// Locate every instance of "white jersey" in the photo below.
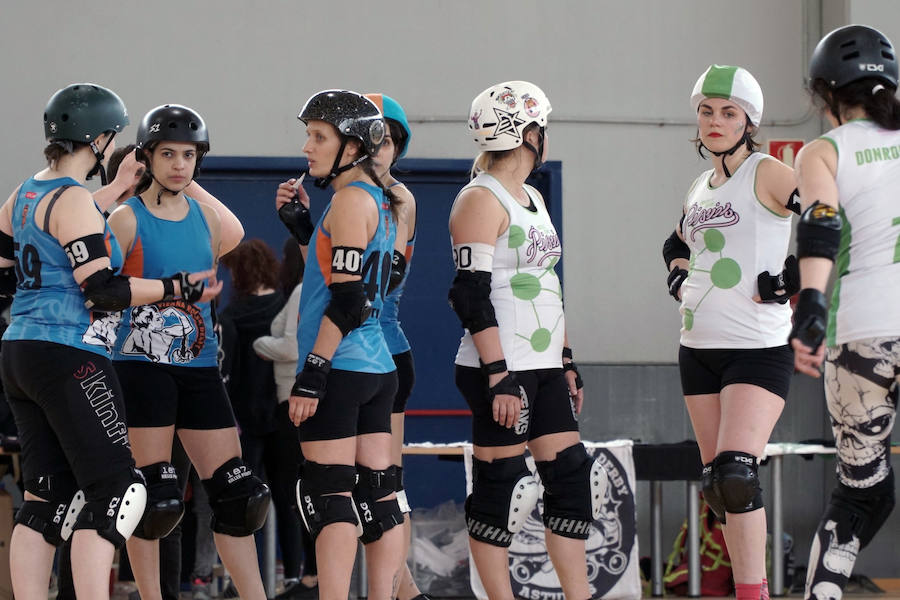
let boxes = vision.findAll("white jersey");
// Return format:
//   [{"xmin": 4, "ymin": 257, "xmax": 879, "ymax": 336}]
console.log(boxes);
[
  {"xmin": 679, "ymin": 153, "xmax": 793, "ymax": 349},
  {"xmin": 821, "ymin": 120, "xmax": 900, "ymax": 346},
  {"xmin": 453, "ymin": 173, "xmax": 565, "ymax": 370}
]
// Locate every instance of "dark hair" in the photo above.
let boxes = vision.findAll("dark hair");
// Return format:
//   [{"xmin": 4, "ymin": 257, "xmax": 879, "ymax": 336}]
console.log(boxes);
[
  {"xmin": 220, "ymin": 239, "xmax": 280, "ymax": 297},
  {"xmin": 810, "ymin": 77, "xmax": 900, "ymax": 130},
  {"xmin": 43, "ymin": 140, "xmax": 84, "ymax": 165},
  {"xmin": 692, "ymin": 122, "xmax": 760, "ymax": 160},
  {"xmin": 386, "ymin": 119, "xmax": 408, "ymax": 163},
  {"xmin": 107, "ymin": 144, "xmax": 135, "ymax": 181},
  {"xmin": 278, "ymin": 237, "xmax": 305, "ymax": 296}
]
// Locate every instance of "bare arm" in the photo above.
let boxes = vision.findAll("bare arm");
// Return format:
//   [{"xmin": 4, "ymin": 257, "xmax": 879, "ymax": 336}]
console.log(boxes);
[
  {"xmin": 794, "ymin": 139, "xmax": 840, "ymax": 291},
  {"xmin": 93, "ymin": 151, "xmax": 144, "ymax": 213},
  {"xmin": 756, "ymin": 157, "xmax": 796, "ymax": 218},
  {"xmin": 185, "ymin": 181, "xmax": 244, "ymax": 256},
  {"xmin": 0, "ymin": 188, "xmax": 19, "ymax": 268}
]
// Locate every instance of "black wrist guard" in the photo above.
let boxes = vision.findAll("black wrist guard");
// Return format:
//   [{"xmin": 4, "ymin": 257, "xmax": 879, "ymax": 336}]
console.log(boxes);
[
  {"xmin": 789, "ymin": 288, "xmax": 828, "ymax": 351},
  {"xmin": 481, "ymin": 359, "xmax": 508, "ymax": 376},
  {"xmin": 170, "ymin": 272, "xmax": 205, "ymax": 303},
  {"xmin": 757, "ymin": 255, "xmax": 800, "ymax": 304},
  {"xmin": 291, "ymin": 353, "xmax": 331, "ymax": 399},
  {"xmin": 489, "ymin": 371, "xmax": 526, "ymax": 402},
  {"xmin": 563, "ymin": 361, "xmax": 584, "ymax": 390},
  {"xmin": 278, "ymin": 199, "xmax": 315, "ymax": 246},
  {"xmin": 562, "ymin": 347, "xmax": 573, "ymax": 360},
  {"xmin": 161, "ymin": 278, "xmax": 175, "ymax": 302},
  {"xmin": 387, "ymin": 250, "xmax": 407, "ymax": 294},
  {"xmin": 667, "ymin": 267, "xmax": 688, "ymax": 300}
]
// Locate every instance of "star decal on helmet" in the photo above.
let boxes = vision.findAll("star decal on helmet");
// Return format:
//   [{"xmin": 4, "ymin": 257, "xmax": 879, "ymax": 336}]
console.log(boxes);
[{"xmin": 493, "ymin": 107, "xmax": 525, "ymax": 139}]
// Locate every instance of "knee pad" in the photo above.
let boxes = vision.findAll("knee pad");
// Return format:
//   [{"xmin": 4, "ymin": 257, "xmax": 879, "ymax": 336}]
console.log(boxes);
[
  {"xmin": 16, "ymin": 472, "xmax": 84, "ymax": 546},
  {"xmin": 132, "ymin": 461, "xmax": 184, "ymax": 540},
  {"xmin": 73, "ymin": 467, "xmax": 147, "ymax": 548},
  {"xmin": 466, "ymin": 454, "xmax": 539, "ymax": 547},
  {"xmin": 535, "ymin": 443, "xmax": 605, "ymax": 540},
  {"xmin": 712, "ymin": 451, "xmax": 764, "ymax": 514},
  {"xmin": 701, "ymin": 462, "xmax": 726, "ymax": 523},
  {"xmin": 354, "ymin": 465, "xmax": 404, "ymax": 544},
  {"xmin": 827, "ymin": 469, "xmax": 895, "ymax": 549},
  {"xmin": 202, "ymin": 457, "xmax": 271, "ymax": 537},
  {"xmin": 296, "ymin": 461, "xmax": 360, "ymax": 540}
]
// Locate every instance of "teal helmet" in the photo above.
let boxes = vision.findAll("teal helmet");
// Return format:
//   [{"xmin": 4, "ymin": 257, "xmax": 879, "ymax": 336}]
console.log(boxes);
[
  {"xmin": 365, "ymin": 93, "xmax": 411, "ymax": 159},
  {"xmin": 44, "ymin": 83, "xmax": 129, "ymax": 142}
]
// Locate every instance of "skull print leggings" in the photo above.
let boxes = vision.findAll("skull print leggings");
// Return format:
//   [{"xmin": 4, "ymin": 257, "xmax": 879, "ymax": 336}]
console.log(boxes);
[{"xmin": 805, "ymin": 337, "xmax": 900, "ymax": 600}]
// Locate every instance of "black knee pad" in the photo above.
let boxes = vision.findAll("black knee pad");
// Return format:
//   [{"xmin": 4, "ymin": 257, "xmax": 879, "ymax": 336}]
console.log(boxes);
[
  {"xmin": 354, "ymin": 464, "xmax": 403, "ymax": 544},
  {"xmin": 296, "ymin": 460, "xmax": 360, "ymax": 540},
  {"xmin": 712, "ymin": 451, "xmax": 763, "ymax": 514},
  {"xmin": 827, "ymin": 469, "xmax": 895, "ymax": 549},
  {"xmin": 202, "ymin": 457, "xmax": 271, "ymax": 537},
  {"xmin": 466, "ymin": 454, "xmax": 539, "ymax": 547},
  {"xmin": 701, "ymin": 462, "xmax": 726, "ymax": 523},
  {"xmin": 535, "ymin": 443, "xmax": 605, "ymax": 540},
  {"xmin": 73, "ymin": 467, "xmax": 147, "ymax": 548},
  {"xmin": 132, "ymin": 461, "xmax": 184, "ymax": 540},
  {"xmin": 16, "ymin": 472, "xmax": 84, "ymax": 546}
]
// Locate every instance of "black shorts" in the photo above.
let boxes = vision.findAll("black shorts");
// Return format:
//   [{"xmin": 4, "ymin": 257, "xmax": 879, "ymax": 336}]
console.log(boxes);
[
  {"xmin": 299, "ymin": 369, "xmax": 398, "ymax": 442},
  {"xmin": 391, "ymin": 351, "xmax": 415, "ymax": 414},
  {"xmin": 0, "ymin": 340, "xmax": 134, "ymax": 489},
  {"xmin": 455, "ymin": 365, "xmax": 579, "ymax": 447},
  {"xmin": 678, "ymin": 344, "xmax": 794, "ymax": 400},
  {"xmin": 114, "ymin": 361, "xmax": 236, "ymax": 430}
]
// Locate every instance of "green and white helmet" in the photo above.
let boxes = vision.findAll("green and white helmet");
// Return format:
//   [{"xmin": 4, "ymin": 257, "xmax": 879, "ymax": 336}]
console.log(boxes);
[{"xmin": 690, "ymin": 65, "xmax": 763, "ymax": 126}]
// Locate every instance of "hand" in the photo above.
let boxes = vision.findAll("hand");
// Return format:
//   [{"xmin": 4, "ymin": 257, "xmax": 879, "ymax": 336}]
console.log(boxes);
[
  {"xmin": 563, "ymin": 365, "xmax": 585, "ymax": 414},
  {"xmin": 755, "ymin": 255, "xmax": 800, "ymax": 304},
  {"xmin": 288, "ymin": 394, "xmax": 318, "ymax": 425},
  {"xmin": 792, "ymin": 337, "xmax": 825, "ymax": 378},
  {"xmin": 173, "ymin": 270, "xmax": 222, "ymax": 303},
  {"xmin": 789, "ymin": 288, "xmax": 828, "ymax": 377},
  {"xmin": 488, "ymin": 371, "xmax": 524, "ymax": 429},
  {"xmin": 113, "ymin": 150, "xmax": 145, "ymax": 190},
  {"xmin": 275, "ymin": 178, "xmax": 310, "ymax": 211},
  {"xmin": 667, "ymin": 267, "xmax": 688, "ymax": 301}
]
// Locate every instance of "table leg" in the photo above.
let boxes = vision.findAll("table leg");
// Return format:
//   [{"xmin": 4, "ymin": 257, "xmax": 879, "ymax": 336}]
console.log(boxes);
[
  {"xmin": 771, "ymin": 455, "xmax": 784, "ymax": 596},
  {"xmin": 651, "ymin": 481, "xmax": 663, "ymax": 596},
  {"xmin": 263, "ymin": 502, "xmax": 276, "ymax": 597},
  {"xmin": 687, "ymin": 481, "xmax": 700, "ymax": 597}
]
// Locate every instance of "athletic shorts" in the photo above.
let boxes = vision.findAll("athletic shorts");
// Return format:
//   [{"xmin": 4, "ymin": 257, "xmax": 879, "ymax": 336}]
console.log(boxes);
[
  {"xmin": 455, "ymin": 365, "xmax": 579, "ymax": 447},
  {"xmin": 678, "ymin": 344, "xmax": 794, "ymax": 400},
  {"xmin": 299, "ymin": 369, "xmax": 398, "ymax": 442},
  {"xmin": 114, "ymin": 361, "xmax": 236, "ymax": 430},
  {"xmin": 0, "ymin": 340, "xmax": 135, "ymax": 489},
  {"xmin": 391, "ymin": 350, "xmax": 415, "ymax": 414}
]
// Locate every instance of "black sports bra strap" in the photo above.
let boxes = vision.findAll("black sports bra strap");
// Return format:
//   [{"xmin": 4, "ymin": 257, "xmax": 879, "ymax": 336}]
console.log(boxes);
[{"xmin": 42, "ymin": 185, "xmax": 73, "ymax": 232}]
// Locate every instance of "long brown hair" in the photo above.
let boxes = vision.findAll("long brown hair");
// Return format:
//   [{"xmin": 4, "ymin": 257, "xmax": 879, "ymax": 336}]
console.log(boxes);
[{"xmin": 220, "ymin": 239, "xmax": 280, "ymax": 297}]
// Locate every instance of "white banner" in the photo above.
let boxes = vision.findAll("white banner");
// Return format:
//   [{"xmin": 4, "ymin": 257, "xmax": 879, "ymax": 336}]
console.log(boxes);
[{"xmin": 464, "ymin": 440, "xmax": 640, "ymax": 600}]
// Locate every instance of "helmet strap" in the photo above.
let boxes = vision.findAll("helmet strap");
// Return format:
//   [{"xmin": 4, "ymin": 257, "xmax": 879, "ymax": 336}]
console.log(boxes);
[
  {"xmin": 522, "ymin": 127, "xmax": 546, "ymax": 173},
  {"xmin": 87, "ymin": 132, "xmax": 117, "ymax": 185},
  {"xmin": 706, "ymin": 131, "xmax": 751, "ymax": 178},
  {"xmin": 314, "ymin": 138, "xmax": 369, "ymax": 189}
]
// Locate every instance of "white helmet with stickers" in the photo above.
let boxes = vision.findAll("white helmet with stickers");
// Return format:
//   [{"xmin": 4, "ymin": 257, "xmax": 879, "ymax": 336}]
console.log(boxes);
[
  {"xmin": 690, "ymin": 65, "xmax": 764, "ymax": 126},
  {"xmin": 468, "ymin": 81, "xmax": 552, "ymax": 151}
]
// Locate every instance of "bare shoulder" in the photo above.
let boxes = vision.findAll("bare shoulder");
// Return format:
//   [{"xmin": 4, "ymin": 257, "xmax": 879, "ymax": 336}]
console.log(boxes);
[
  {"xmin": 796, "ymin": 138, "xmax": 836, "ymax": 164},
  {"xmin": 332, "ymin": 184, "xmax": 377, "ymax": 214}
]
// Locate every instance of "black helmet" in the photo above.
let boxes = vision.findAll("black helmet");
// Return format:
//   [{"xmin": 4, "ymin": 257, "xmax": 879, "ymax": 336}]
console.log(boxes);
[
  {"xmin": 298, "ymin": 90, "xmax": 385, "ymax": 157},
  {"xmin": 809, "ymin": 24, "xmax": 898, "ymax": 89},
  {"xmin": 44, "ymin": 83, "xmax": 129, "ymax": 142},
  {"xmin": 136, "ymin": 104, "xmax": 209, "ymax": 153}
]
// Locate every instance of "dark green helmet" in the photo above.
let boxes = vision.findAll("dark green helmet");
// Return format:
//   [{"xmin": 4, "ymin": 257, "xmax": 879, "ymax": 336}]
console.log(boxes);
[{"xmin": 43, "ymin": 83, "xmax": 129, "ymax": 143}]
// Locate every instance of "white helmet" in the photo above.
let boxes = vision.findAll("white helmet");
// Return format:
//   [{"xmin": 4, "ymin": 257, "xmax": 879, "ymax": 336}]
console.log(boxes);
[
  {"xmin": 468, "ymin": 81, "xmax": 551, "ymax": 151},
  {"xmin": 690, "ymin": 65, "xmax": 764, "ymax": 126}
]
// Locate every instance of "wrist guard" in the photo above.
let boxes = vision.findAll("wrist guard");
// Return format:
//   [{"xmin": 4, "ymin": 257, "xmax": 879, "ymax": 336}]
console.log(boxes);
[
  {"xmin": 757, "ymin": 255, "xmax": 800, "ymax": 304},
  {"xmin": 168, "ymin": 272, "xmax": 205, "ymax": 303},
  {"xmin": 489, "ymin": 371, "xmax": 526, "ymax": 403},
  {"xmin": 667, "ymin": 267, "xmax": 688, "ymax": 300},
  {"xmin": 789, "ymin": 288, "xmax": 828, "ymax": 351},
  {"xmin": 563, "ymin": 361, "xmax": 584, "ymax": 390},
  {"xmin": 291, "ymin": 353, "xmax": 331, "ymax": 399},
  {"xmin": 278, "ymin": 199, "xmax": 315, "ymax": 246},
  {"xmin": 481, "ymin": 359, "xmax": 508, "ymax": 376}
]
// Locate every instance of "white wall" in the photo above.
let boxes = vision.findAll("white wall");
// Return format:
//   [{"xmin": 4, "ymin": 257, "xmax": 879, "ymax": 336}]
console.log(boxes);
[{"xmin": 3, "ymin": 0, "xmax": 896, "ymax": 362}]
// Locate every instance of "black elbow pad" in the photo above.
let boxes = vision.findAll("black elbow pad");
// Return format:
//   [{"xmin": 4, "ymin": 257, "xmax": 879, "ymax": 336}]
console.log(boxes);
[
  {"xmin": 0, "ymin": 230, "xmax": 13, "ymax": 261},
  {"xmin": 387, "ymin": 250, "xmax": 407, "ymax": 294},
  {"xmin": 797, "ymin": 201, "xmax": 842, "ymax": 261},
  {"xmin": 81, "ymin": 268, "xmax": 132, "ymax": 312},
  {"xmin": 448, "ymin": 270, "xmax": 497, "ymax": 334},
  {"xmin": 325, "ymin": 280, "xmax": 372, "ymax": 336},
  {"xmin": 662, "ymin": 229, "xmax": 690, "ymax": 268}
]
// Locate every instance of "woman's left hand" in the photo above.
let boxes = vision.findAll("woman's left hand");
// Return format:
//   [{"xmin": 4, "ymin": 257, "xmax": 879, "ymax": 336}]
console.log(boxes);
[
  {"xmin": 791, "ymin": 337, "xmax": 825, "ymax": 378},
  {"xmin": 564, "ymin": 370, "xmax": 584, "ymax": 414},
  {"xmin": 288, "ymin": 394, "xmax": 318, "ymax": 425}
]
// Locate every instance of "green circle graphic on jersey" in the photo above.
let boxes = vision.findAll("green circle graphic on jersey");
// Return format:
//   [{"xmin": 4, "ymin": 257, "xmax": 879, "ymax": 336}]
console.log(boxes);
[
  {"xmin": 530, "ymin": 328, "xmax": 552, "ymax": 352},
  {"xmin": 683, "ymin": 227, "xmax": 743, "ymax": 331},
  {"xmin": 511, "ymin": 273, "xmax": 542, "ymax": 300},
  {"xmin": 508, "ymin": 225, "xmax": 526, "ymax": 248}
]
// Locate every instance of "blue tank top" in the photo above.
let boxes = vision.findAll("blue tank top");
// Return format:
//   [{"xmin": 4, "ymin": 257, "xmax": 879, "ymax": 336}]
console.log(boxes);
[
  {"xmin": 3, "ymin": 177, "xmax": 124, "ymax": 356},
  {"xmin": 112, "ymin": 196, "xmax": 218, "ymax": 367},
  {"xmin": 297, "ymin": 181, "xmax": 397, "ymax": 373},
  {"xmin": 379, "ymin": 230, "xmax": 414, "ymax": 354}
]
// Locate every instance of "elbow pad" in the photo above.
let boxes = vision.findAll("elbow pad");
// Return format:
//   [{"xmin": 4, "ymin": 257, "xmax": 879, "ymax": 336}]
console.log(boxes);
[
  {"xmin": 797, "ymin": 201, "xmax": 842, "ymax": 261},
  {"xmin": 662, "ymin": 229, "xmax": 690, "ymax": 268},
  {"xmin": 325, "ymin": 280, "xmax": 372, "ymax": 336},
  {"xmin": 0, "ymin": 230, "xmax": 13, "ymax": 261},
  {"xmin": 448, "ymin": 270, "xmax": 497, "ymax": 334},
  {"xmin": 81, "ymin": 268, "xmax": 132, "ymax": 312},
  {"xmin": 387, "ymin": 250, "xmax": 407, "ymax": 294}
]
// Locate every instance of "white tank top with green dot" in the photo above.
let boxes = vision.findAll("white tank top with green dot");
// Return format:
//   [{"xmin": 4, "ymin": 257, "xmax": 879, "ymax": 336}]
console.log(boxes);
[
  {"xmin": 453, "ymin": 173, "xmax": 565, "ymax": 370},
  {"xmin": 679, "ymin": 153, "xmax": 793, "ymax": 349}
]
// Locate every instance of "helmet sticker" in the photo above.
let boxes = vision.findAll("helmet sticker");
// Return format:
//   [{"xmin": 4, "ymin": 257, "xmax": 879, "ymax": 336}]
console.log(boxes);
[
  {"xmin": 522, "ymin": 94, "xmax": 540, "ymax": 118},
  {"xmin": 49, "ymin": 122, "xmax": 58, "ymax": 134},
  {"xmin": 497, "ymin": 88, "xmax": 517, "ymax": 109},
  {"xmin": 493, "ymin": 108, "xmax": 525, "ymax": 140},
  {"xmin": 149, "ymin": 123, "xmax": 161, "ymax": 134},
  {"xmin": 470, "ymin": 108, "xmax": 483, "ymax": 129}
]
